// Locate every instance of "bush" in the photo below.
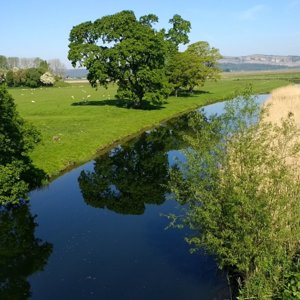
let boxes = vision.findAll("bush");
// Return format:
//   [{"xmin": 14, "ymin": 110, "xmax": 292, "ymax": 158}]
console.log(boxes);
[
  {"xmin": 25, "ymin": 68, "xmax": 43, "ymax": 87},
  {"xmin": 170, "ymin": 90, "xmax": 300, "ymax": 298},
  {"xmin": 4, "ymin": 68, "xmax": 54, "ymax": 88},
  {"xmin": 5, "ymin": 70, "xmax": 14, "ymax": 87},
  {"xmin": 0, "ymin": 162, "xmax": 29, "ymax": 205},
  {"xmin": 281, "ymin": 257, "xmax": 300, "ymax": 299},
  {"xmin": 0, "ymin": 85, "xmax": 45, "ymax": 205},
  {"xmin": 40, "ymin": 72, "xmax": 55, "ymax": 86}
]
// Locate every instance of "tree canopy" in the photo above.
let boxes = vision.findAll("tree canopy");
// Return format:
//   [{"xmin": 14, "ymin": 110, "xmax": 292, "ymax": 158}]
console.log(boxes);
[
  {"xmin": 167, "ymin": 41, "xmax": 222, "ymax": 95},
  {"xmin": 68, "ymin": 10, "xmax": 191, "ymax": 107}
]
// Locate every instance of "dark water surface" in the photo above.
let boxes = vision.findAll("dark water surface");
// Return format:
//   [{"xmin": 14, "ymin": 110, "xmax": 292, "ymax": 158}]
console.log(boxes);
[{"xmin": 1, "ymin": 95, "xmax": 268, "ymax": 300}]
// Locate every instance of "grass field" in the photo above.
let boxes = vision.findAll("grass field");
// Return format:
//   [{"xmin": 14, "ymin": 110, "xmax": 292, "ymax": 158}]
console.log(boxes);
[
  {"xmin": 222, "ymin": 69, "xmax": 300, "ymax": 83},
  {"xmin": 9, "ymin": 73, "xmax": 297, "ymax": 177}
]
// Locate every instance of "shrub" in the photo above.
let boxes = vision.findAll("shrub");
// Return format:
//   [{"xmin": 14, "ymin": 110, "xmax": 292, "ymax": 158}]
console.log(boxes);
[
  {"xmin": 40, "ymin": 72, "xmax": 55, "ymax": 86},
  {"xmin": 25, "ymin": 68, "xmax": 43, "ymax": 87},
  {"xmin": 0, "ymin": 86, "xmax": 45, "ymax": 205},
  {"xmin": 0, "ymin": 162, "xmax": 29, "ymax": 205},
  {"xmin": 170, "ymin": 90, "xmax": 300, "ymax": 298}
]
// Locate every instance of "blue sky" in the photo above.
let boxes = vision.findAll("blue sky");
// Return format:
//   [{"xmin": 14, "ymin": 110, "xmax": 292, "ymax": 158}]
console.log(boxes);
[{"xmin": 2, "ymin": 0, "xmax": 300, "ymax": 67}]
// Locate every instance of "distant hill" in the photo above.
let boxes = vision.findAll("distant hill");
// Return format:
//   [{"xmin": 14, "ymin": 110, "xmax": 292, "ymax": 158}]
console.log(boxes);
[
  {"xmin": 219, "ymin": 54, "xmax": 300, "ymax": 72},
  {"xmin": 66, "ymin": 55, "xmax": 300, "ymax": 77},
  {"xmin": 66, "ymin": 68, "xmax": 88, "ymax": 79}
]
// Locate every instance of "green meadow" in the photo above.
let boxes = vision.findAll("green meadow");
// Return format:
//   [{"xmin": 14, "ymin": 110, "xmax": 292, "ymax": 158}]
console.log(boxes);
[{"xmin": 9, "ymin": 73, "xmax": 296, "ymax": 177}]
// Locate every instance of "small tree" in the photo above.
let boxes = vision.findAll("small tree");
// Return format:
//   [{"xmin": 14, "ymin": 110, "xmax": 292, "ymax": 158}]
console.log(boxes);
[
  {"xmin": 167, "ymin": 41, "xmax": 221, "ymax": 95},
  {"xmin": 5, "ymin": 70, "xmax": 14, "ymax": 87},
  {"xmin": 24, "ymin": 68, "xmax": 42, "ymax": 88},
  {"xmin": 14, "ymin": 69, "xmax": 27, "ymax": 86},
  {"xmin": 68, "ymin": 10, "xmax": 190, "ymax": 108},
  {"xmin": 38, "ymin": 60, "xmax": 50, "ymax": 73}
]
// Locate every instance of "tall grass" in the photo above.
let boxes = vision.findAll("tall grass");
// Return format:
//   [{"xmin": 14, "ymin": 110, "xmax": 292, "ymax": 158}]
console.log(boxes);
[{"xmin": 264, "ymin": 85, "xmax": 300, "ymax": 125}]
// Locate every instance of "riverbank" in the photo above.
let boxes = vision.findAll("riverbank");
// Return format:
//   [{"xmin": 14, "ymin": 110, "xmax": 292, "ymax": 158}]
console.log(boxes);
[{"xmin": 10, "ymin": 76, "xmax": 293, "ymax": 178}]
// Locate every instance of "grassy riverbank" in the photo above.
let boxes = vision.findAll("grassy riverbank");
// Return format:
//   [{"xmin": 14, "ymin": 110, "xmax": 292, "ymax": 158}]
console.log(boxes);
[{"xmin": 9, "ymin": 73, "xmax": 295, "ymax": 177}]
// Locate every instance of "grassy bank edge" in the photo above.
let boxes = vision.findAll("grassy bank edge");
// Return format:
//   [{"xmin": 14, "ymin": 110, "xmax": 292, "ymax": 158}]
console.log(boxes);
[
  {"xmin": 13, "ymin": 79, "xmax": 291, "ymax": 180},
  {"xmin": 47, "ymin": 86, "xmax": 290, "ymax": 181}
]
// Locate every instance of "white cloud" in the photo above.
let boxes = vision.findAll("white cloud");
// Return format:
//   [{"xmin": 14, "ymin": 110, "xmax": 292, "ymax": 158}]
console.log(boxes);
[{"xmin": 239, "ymin": 5, "xmax": 266, "ymax": 21}]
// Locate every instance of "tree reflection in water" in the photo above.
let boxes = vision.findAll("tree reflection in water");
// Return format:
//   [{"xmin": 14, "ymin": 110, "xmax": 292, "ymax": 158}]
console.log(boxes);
[
  {"xmin": 78, "ymin": 114, "xmax": 191, "ymax": 215},
  {"xmin": 0, "ymin": 205, "xmax": 53, "ymax": 300}
]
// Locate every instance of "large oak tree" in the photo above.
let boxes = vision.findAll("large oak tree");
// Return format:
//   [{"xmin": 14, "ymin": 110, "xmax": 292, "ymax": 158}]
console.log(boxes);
[{"xmin": 68, "ymin": 10, "xmax": 190, "ymax": 107}]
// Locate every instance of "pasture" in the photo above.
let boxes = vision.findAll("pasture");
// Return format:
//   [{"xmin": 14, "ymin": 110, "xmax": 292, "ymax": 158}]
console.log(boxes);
[{"xmin": 9, "ymin": 73, "xmax": 295, "ymax": 177}]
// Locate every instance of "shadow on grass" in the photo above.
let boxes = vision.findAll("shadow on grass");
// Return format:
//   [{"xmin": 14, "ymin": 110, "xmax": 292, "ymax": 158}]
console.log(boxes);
[
  {"xmin": 177, "ymin": 90, "xmax": 211, "ymax": 97},
  {"xmin": 71, "ymin": 99, "xmax": 165, "ymax": 110}
]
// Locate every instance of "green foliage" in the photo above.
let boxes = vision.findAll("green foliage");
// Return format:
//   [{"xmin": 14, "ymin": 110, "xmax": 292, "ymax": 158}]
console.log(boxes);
[
  {"xmin": 0, "ymin": 162, "xmax": 29, "ymax": 205},
  {"xmin": 167, "ymin": 41, "xmax": 222, "ymax": 95},
  {"xmin": 24, "ymin": 68, "xmax": 43, "ymax": 88},
  {"xmin": 170, "ymin": 89, "xmax": 300, "ymax": 299},
  {"xmin": 68, "ymin": 10, "xmax": 190, "ymax": 107},
  {"xmin": 280, "ymin": 257, "xmax": 300, "ymax": 299},
  {"xmin": 0, "ymin": 86, "xmax": 40, "ymax": 164},
  {"xmin": 4, "ymin": 61, "xmax": 51, "ymax": 88},
  {"xmin": 165, "ymin": 14, "xmax": 191, "ymax": 51},
  {"xmin": 5, "ymin": 68, "xmax": 43, "ymax": 88},
  {"xmin": 38, "ymin": 60, "xmax": 50, "ymax": 73},
  {"xmin": 5, "ymin": 70, "xmax": 14, "ymax": 87},
  {"xmin": 0, "ymin": 86, "xmax": 44, "ymax": 205}
]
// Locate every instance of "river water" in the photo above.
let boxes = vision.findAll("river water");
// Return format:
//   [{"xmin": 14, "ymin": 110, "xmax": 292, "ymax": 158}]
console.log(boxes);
[{"xmin": 1, "ymin": 95, "xmax": 268, "ymax": 300}]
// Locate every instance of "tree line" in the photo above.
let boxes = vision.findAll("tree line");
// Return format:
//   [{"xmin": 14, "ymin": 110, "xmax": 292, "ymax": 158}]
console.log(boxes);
[
  {"xmin": 0, "ymin": 56, "xmax": 66, "ymax": 88},
  {"xmin": 0, "ymin": 55, "xmax": 66, "ymax": 76}
]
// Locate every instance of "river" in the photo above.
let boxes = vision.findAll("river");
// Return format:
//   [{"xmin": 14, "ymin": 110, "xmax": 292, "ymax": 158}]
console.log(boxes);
[{"xmin": 1, "ymin": 95, "xmax": 268, "ymax": 300}]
